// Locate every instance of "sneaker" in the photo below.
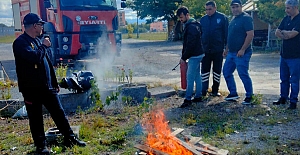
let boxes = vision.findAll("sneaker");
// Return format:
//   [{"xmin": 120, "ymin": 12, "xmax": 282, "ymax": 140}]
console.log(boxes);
[
  {"xmin": 287, "ymin": 102, "xmax": 297, "ymax": 110},
  {"xmin": 242, "ymin": 97, "xmax": 252, "ymax": 105},
  {"xmin": 224, "ymin": 94, "xmax": 239, "ymax": 101},
  {"xmin": 64, "ymin": 134, "xmax": 87, "ymax": 147},
  {"xmin": 273, "ymin": 98, "xmax": 287, "ymax": 105},
  {"xmin": 36, "ymin": 146, "xmax": 50, "ymax": 155},
  {"xmin": 180, "ymin": 99, "xmax": 192, "ymax": 108},
  {"xmin": 191, "ymin": 97, "xmax": 203, "ymax": 102},
  {"xmin": 210, "ymin": 92, "xmax": 221, "ymax": 97}
]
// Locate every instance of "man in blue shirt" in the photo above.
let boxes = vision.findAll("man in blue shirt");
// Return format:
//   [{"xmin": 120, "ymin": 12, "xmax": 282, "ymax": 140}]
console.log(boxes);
[
  {"xmin": 273, "ymin": 0, "xmax": 300, "ymax": 109},
  {"xmin": 200, "ymin": 1, "xmax": 228, "ymax": 97},
  {"xmin": 222, "ymin": 0, "xmax": 254, "ymax": 104}
]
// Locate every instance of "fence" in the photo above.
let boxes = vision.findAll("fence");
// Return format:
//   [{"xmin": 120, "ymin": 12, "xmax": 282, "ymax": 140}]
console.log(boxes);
[{"xmin": 0, "ymin": 27, "xmax": 14, "ymax": 36}]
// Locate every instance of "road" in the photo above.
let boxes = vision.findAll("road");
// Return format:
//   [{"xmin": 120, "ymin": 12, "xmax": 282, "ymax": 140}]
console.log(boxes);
[
  {"xmin": 0, "ymin": 39, "xmax": 282, "ymax": 100},
  {"xmin": 115, "ymin": 39, "xmax": 282, "ymax": 96}
]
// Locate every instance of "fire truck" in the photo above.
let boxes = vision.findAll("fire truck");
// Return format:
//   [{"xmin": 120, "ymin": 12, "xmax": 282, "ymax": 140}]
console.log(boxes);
[{"xmin": 11, "ymin": 0, "xmax": 124, "ymax": 65}]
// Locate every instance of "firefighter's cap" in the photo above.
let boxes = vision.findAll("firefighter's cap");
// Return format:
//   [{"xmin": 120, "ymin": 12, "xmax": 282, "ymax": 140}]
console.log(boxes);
[
  {"xmin": 23, "ymin": 13, "xmax": 45, "ymax": 25},
  {"xmin": 230, "ymin": 0, "xmax": 242, "ymax": 6}
]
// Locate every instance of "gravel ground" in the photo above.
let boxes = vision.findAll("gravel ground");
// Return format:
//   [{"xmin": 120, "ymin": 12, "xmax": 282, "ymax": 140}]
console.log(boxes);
[
  {"xmin": 156, "ymin": 94, "xmax": 300, "ymax": 154},
  {"xmin": 1, "ymin": 39, "xmax": 300, "ymax": 154},
  {"xmin": 0, "ymin": 39, "xmax": 283, "ymax": 100}
]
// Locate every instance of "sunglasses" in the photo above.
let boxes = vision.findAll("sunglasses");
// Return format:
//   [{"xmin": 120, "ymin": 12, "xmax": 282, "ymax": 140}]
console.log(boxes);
[{"xmin": 35, "ymin": 23, "xmax": 44, "ymax": 27}]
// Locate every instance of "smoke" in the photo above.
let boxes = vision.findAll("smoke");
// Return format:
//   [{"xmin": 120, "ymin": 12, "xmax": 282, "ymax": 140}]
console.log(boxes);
[{"xmin": 83, "ymin": 33, "xmax": 117, "ymax": 91}]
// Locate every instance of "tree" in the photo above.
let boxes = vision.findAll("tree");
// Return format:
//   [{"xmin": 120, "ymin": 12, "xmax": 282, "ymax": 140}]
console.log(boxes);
[
  {"xmin": 257, "ymin": 0, "xmax": 285, "ymax": 47},
  {"xmin": 257, "ymin": 0, "xmax": 285, "ymax": 26},
  {"xmin": 127, "ymin": 25, "xmax": 134, "ymax": 38},
  {"xmin": 127, "ymin": 0, "xmax": 182, "ymax": 21},
  {"xmin": 182, "ymin": 0, "xmax": 232, "ymax": 19},
  {"xmin": 0, "ymin": 24, "xmax": 8, "ymax": 27},
  {"xmin": 127, "ymin": 0, "xmax": 182, "ymax": 39}
]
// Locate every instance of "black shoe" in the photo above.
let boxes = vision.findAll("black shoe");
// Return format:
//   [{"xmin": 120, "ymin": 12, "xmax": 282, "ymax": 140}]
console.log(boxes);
[
  {"xmin": 180, "ymin": 99, "xmax": 192, "ymax": 108},
  {"xmin": 224, "ymin": 94, "xmax": 239, "ymax": 101},
  {"xmin": 191, "ymin": 97, "xmax": 203, "ymax": 102},
  {"xmin": 36, "ymin": 146, "xmax": 50, "ymax": 155},
  {"xmin": 210, "ymin": 92, "xmax": 221, "ymax": 97},
  {"xmin": 64, "ymin": 134, "xmax": 87, "ymax": 147},
  {"xmin": 242, "ymin": 96, "xmax": 252, "ymax": 105},
  {"xmin": 287, "ymin": 102, "xmax": 297, "ymax": 110},
  {"xmin": 273, "ymin": 98, "xmax": 287, "ymax": 105}
]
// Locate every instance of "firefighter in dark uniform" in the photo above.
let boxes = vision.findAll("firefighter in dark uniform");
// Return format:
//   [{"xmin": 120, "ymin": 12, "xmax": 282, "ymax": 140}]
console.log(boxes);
[
  {"xmin": 200, "ymin": 1, "xmax": 228, "ymax": 96},
  {"xmin": 12, "ymin": 13, "xmax": 86, "ymax": 155}
]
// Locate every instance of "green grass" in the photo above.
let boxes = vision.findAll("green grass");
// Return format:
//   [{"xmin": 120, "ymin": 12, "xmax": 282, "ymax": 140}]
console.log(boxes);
[
  {"xmin": 0, "ymin": 35, "xmax": 15, "ymax": 43},
  {"xmin": 1, "ymin": 71, "xmax": 300, "ymax": 154},
  {"xmin": 0, "ymin": 106, "xmax": 143, "ymax": 155},
  {"xmin": 122, "ymin": 32, "xmax": 168, "ymax": 41}
]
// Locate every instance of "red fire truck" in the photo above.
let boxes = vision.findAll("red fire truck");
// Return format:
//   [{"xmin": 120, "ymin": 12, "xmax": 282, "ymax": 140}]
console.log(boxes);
[{"xmin": 11, "ymin": 0, "xmax": 123, "ymax": 65}]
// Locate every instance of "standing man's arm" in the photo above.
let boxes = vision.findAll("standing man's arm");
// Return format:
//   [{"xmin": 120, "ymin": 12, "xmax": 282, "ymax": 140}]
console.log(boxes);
[
  {"xmin": 275, "ymin": 29, "xmax": 298, "ymax": 39},
  {"xmin": 237, "ymin": 30, "xmax": 254, "ymax": 57},
  {"xmin": 223, "ymin": 16, "xmax": 229, "ymax": 51},
  {"xmin": 223, "ymin": 15, "xmax": 229, "ymax": 57},
  {"xmin": 281, "ymin": 29, "xmax": 299, "ymax": 39},
  {"xmin": 275, "ymin": 16, "xmax": 300, "ymax": 40},
  {"xmin": 275, "ymin": 17, "xmax": 287, "ymax": 39},
  {"xmin": 223, "ymin": 45, "xmax": 229, "ymax": 57},
  {"xmin": 275, "ymin": 29, "xmax": 285, "ymax": 39},
  {"xmin": 13, "ymin": 38, "xmax": 47, "ymax": 64},
  {"xmin": 181, "ymin": 26, "xmax": 198, "ymax": 61},
  {"xmin": 237, "ymin": 15, "xmax": 254, "ymax": 57}
]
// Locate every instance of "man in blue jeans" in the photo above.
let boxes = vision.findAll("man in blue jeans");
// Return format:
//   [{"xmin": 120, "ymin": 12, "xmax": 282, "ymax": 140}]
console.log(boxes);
[
  {"xmin": 222, "ymin": 0, "xmax": 254, "ymax": 105},
  {"xmin": 176, "ymin": 6, "xmax": 205, "ymax": 108},
  {"xmin": 273, "ymin": 0, "xmax": 300, "ymax": 109}
]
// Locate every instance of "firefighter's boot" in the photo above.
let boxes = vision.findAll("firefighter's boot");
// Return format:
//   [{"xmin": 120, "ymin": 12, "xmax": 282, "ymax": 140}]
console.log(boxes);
[{"xmin": 64, "ymin": 134, "xmax": 86, "ymax": 147}]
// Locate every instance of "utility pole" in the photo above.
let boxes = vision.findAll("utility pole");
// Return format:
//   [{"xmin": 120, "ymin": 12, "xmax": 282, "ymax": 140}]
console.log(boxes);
[{"xmin": 137, "ymin": 11, "xmax": 139, "ymax": 38}]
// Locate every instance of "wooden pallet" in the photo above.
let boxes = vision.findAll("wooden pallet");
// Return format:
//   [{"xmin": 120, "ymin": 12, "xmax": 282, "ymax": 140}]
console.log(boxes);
[{"xmin": 134, "ymin": 128, "xmax": 229, "ymax": 155}]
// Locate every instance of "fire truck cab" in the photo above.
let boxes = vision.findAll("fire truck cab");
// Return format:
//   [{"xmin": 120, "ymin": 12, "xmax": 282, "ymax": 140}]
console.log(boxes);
[{"xmin": 11, "ymin": 0, "xmax": 123, "ymax": 65}]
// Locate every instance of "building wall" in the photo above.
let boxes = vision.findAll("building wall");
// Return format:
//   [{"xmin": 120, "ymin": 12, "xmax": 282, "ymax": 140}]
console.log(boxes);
[
  {"xmin": 253, "ymin": 12, "xmax": 268, "ymax": 30},
  {"xmin": 0, "ymin": 27, "xmax": 14, "ymax": 36},
  {"xmin": 150, "ymin": 21, "xmax": 166, "ymax": 32}
]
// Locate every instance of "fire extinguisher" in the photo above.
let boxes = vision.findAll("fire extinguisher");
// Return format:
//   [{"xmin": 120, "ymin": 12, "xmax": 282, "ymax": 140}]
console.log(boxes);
[{"xmin": 180, "ymin": 61, "xmax": 187, "ymax": 89}]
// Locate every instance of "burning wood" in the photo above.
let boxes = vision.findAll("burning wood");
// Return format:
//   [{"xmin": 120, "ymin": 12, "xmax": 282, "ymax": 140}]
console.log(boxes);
[
  {"xmin": 143, "ymin": 110, "xmax": 193, "ymax": 155},
  {"xmin": 136, "ymin": 109, "xmax": 228, "ymax": 155},
  {"xmin": 135, "ymin": 144, "xmax": 169, "ymax": 155}
]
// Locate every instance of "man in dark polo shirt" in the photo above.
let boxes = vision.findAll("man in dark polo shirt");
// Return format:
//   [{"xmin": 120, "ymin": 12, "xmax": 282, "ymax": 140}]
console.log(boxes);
[
  {"xmin": 222, "ymin": 0, "xmax": 254, "ymax": 104},
  {"xmin": 273, "ymin": 0, "xmax": 300, "ymax": 109}
]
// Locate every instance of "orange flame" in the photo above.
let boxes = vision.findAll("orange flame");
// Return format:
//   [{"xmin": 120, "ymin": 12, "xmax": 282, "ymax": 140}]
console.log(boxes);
[{"xmin": 143, "ymin": 110, "xmax": 193, "ymax": 155}]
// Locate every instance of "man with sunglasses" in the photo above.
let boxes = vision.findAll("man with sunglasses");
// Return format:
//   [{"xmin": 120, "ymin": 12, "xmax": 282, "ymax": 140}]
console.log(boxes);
[
  {"xmin": 12, "ymin": 13, "xmax": 86, "ymax": 155},
  {"xmin": 200, "ymin": 1, "xmax": 228, "ymax": 97},
  {"xmin": 273, "ymin": 0, "xmax": 300, "ymax": 109},
  {"xmin": 222, "ymin": 0, "xmax": 254, "ymax": 105}
]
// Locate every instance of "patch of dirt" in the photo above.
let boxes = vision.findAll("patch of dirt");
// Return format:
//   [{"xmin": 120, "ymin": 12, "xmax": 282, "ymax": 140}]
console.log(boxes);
[
  {"xmin": 155, "ymin": 94, "xmax": 300, "ymax": 153},
  {"xmin": 1, "ymin": 93, "xmax": 300, "ymax": 154}
]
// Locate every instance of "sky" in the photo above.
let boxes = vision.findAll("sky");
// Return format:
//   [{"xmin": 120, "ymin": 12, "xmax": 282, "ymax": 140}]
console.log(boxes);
[
  {"xmin": 0, "ymin": 0, "xmax": 140, "ymax": 26},
  {"xmin": 0, "ymin": 0, "xmax": 13, "ymax": 26}
]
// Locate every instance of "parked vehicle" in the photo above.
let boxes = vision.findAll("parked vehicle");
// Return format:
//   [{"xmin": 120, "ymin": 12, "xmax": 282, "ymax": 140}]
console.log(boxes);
[{"xmin": 11, "ymin": 0, "xmax": 124, "ymax": 65}]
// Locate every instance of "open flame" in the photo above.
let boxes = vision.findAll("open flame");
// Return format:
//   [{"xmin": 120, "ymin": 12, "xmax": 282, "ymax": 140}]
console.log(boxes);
[{"xmin": 143, "ymin": 110, "xmax": 193, "ymax": 155}]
